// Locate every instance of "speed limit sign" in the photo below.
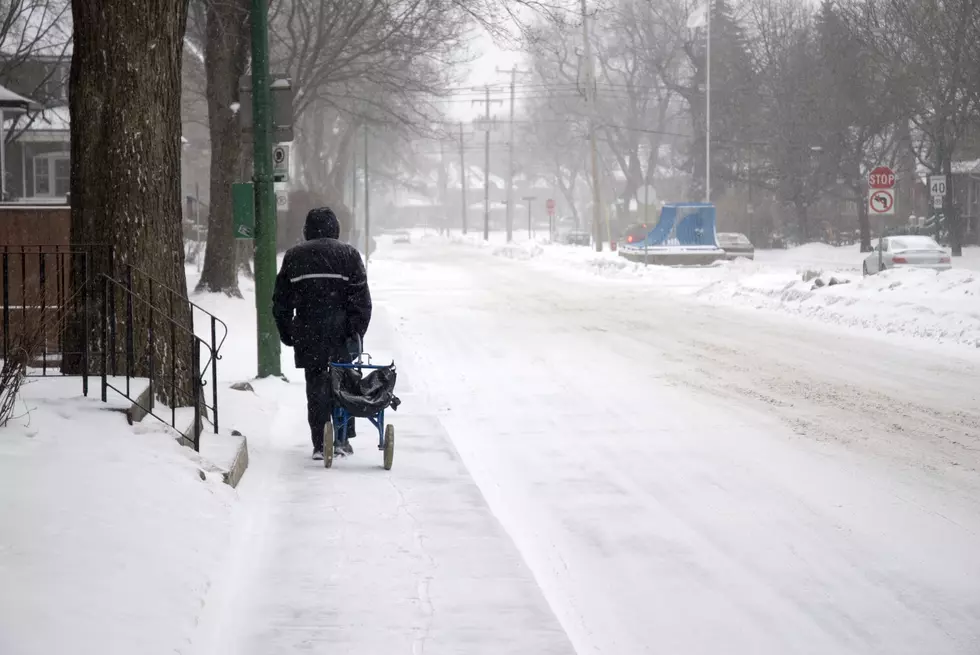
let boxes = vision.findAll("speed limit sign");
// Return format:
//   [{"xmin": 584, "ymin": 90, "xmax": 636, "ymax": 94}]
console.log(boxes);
[{"xmin": 929, "ymin": 175, "xmax": 947, "ymax": 197}]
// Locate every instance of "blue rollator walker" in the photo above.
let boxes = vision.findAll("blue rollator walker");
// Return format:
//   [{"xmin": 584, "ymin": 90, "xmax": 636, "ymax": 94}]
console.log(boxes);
[{"xmin": 324, "ymin": 338, "xmax": 399, "ymax": 470}]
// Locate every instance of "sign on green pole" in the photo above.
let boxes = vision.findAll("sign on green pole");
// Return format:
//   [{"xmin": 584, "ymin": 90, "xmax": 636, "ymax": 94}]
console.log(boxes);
[{"xmin": 232, "ymin": 182, "xmax": 255, "ymax": 239}]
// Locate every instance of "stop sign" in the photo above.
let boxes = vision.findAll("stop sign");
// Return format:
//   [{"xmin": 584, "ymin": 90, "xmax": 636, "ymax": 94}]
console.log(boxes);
[
  {"xmin": 546, "ymin": 198, "xmax": 556, "ymax": 215},
  {"xmin": 868, "ymin": 166, "xmax": 896, "ymax": 189}
]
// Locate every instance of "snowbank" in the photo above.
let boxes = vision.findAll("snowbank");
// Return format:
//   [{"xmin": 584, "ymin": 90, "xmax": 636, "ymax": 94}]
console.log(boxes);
[
  {"xmin": 694, "ymin": 264, "xmax": 980, "ymax": 347},
  {"xmin": 493, "ymin": 240, "xmax": 544, "ymax": 260},
  {"xmin": 447, "ymin": 237, "xmax": 980, "ymax": 348},
  {"xmin": 0, "ymin": 378, "xmax": 236, "ymax": 655}
]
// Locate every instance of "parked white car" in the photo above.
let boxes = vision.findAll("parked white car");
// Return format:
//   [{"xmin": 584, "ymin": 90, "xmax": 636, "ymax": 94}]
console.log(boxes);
[
  {"xmin": 862, "ymin": 235, "xmax": 951, "ymax": 275},
  {"xmin": 716, "ymin": 232, "xmax": 755, "ymax": 260}
]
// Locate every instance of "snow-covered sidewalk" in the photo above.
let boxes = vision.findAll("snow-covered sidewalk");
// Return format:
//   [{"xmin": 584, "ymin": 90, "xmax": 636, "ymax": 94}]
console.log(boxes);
[{"xmin": 188, "ymin": 297, "xmax": 574, "ymax": 655}]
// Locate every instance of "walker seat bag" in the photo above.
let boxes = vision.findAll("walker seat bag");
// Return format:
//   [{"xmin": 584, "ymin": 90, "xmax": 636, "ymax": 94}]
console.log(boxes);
[{"xmin": 329, "ymin": 364, "xmax": 401, "ymax": 417}]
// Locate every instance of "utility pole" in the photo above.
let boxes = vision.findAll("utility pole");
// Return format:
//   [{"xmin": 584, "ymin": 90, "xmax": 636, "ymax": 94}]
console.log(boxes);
[
  {"xmin": 705, "ymin": 0, "xmax": 712, "ymax": 203},
  {"xmin": 581, "ymin": 0, "xmax": 603, "ymax": 252},
  {"xmin": 497, "ymin": 66, "xmax": 530, "ymax": 243},
  {"xmin": 249, "ymin": 0, "xmax": 280, "ymax": 377},
  {"xmin": 484, "ymin": 89, "xmax": 491, "ymax": 242},
  {"xmin": 439, "ymin": 136, "xmax": 447, "ymax": 235},
  {"xmin": 522, "ymin": 195, "xmax": 537, "ymax": 238},
  {"xmin": 459, "ymin": 122, "xmax": 468, "ymax": 234},
  {"xmin": 472, "ymin": 87, "xmax": 502, "ymax": 241},
  {"xmin": 364, "ymin": 124, "xmax": 370, "ymax": 271}
]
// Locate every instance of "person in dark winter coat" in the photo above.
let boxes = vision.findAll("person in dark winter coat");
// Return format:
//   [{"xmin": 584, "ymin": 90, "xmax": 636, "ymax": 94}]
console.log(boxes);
[{"xmin": 273, "ymin": 207, "xmax": 373, "ymax": 460}]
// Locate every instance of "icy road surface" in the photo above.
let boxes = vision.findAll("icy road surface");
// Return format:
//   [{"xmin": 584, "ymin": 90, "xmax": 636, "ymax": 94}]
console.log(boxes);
[{"xmin": 369, "ymin": 241, "xmax": 980, "ymax": 655}]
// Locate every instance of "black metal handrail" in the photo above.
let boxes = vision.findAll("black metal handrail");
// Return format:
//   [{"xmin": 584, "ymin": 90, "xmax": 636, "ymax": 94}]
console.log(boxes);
[
  {"xmin": 100, "ymin": 274, "xmax": 213, "ymax": 451},
  {"xmin": 1, "ymin": 244, "xmax": 228, "ymax": 451},
  {"xmin": 112, "ymin": 264, "xmax": 229, "ymax": 432}
]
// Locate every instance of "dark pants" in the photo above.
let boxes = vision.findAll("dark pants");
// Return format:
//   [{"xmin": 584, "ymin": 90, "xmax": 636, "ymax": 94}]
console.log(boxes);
[{"xmin": 304, "ymin": 343, "xmax": 360, "ymax": 451}]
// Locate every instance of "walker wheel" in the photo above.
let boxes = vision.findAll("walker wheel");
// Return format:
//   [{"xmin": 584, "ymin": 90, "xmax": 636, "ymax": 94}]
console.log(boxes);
[{"xmin": 383, "ymin": 424, "xmax": 394, "ymax": 471}]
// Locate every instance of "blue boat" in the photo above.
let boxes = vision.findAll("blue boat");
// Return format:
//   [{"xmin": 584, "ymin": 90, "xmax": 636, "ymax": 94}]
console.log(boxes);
[{"xmin": 617, "ymin": 202, "xmax": 727, "ymax": 266}]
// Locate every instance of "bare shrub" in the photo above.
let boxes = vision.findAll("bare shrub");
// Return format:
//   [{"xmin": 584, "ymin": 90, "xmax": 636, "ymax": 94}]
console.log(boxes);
[{"xmin": 0, "ymin": 284, "xmax": 72, "ymax": 426}]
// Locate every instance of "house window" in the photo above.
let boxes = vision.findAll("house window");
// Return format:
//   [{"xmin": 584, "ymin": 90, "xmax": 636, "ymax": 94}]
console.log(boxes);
[
  {"xmin": 43, "ymin": 65, "xmax": 69, "ymax": 103},
  {"xmin": 33, "ymin": 153, "xmax": 70, "ymax": 197}
]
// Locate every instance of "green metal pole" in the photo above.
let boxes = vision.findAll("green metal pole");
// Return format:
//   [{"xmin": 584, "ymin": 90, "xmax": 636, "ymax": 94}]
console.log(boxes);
[{"xmin": 250, "ymin": 0, "xmax": 281, "ymax": 378}]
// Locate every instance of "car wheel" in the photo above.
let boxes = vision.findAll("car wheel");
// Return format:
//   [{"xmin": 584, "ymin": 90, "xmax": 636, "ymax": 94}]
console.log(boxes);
[{"xmin": 863, "ymin": 262, "xmax": 870, "ymax": 276}]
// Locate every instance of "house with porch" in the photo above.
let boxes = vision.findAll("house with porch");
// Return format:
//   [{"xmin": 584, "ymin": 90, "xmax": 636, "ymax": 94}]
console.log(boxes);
[
  {"xmin": 0, "ymin": 3, "xmax": 71, "ymax": 203},
  {"xmin": 3, "ymin": 104, "xmax": 69, "ymax": 202}
]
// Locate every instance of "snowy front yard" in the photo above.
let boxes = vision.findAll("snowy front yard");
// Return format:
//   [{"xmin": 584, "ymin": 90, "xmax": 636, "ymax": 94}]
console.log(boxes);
[
  {"xmin": 0, "ymin": 377, "xmax": 237, "ymax": 655},
  {"xmin": 0, "ymin": 274, "xmax": 278, "ymax": 655}
]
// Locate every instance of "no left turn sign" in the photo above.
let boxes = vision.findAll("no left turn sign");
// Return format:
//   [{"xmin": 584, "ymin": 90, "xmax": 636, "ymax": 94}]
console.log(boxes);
[{"xmin": 868, "ymin": 188, "xmax": 895, "ymax": 215}]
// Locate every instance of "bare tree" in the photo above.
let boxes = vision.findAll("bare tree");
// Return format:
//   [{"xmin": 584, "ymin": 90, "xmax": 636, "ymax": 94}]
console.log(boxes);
[
  {"xmin": 747, "ymin": 0, "xmax": 837, "ymax": 241},
  {"xmin": 851, "ymin": 0, "xmax": 980, "ymax": 255},
  {"xmin": 526, "ymin": 4, "xmax": 678, "ymax": 232},
  {"xmin": 0, "ymin": 0, "xmax": 74, "ymax": 151},
  {"xmin": 191, "ymin": 0, "xmax": 250, "ymax": 295},
  {"xmin": 602, "ymin": 0, "xmax": 678, "ymax": 222},
  {"xmin": 0, "ymin": 0, "xmax": 71, "ymax": 98},
  {"xmin": 269, "ymin": 0, "xmax": 467, "ymax": 233},
  {"xmin": 651, "ymin": 0, "xmax": 760, "ymax": 201},
  {"xmin": 811, "ymin": 0, "xmax": 900, "ymax": 251}
]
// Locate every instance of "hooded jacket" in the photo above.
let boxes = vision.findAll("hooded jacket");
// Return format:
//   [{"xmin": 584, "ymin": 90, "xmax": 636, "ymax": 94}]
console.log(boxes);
[{"xmin": 272, "ymin": 207, "xmax": 373, "ymax": 368}]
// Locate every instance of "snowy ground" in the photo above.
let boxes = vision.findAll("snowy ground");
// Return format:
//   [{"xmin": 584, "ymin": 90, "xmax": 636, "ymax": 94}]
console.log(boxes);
[
  {"xmin": 370, "ymin": 237, "xmax": 980, "ymax": 654},
  {"xmin": 0, "ymin": 376, "xmax": 237, "ymax": 655},
  {"xmin": 6, "ymin": 236, "xmax": 980, "ymax": 654},
  {"xmin": 187, "ymin": 275, "xmax": 574, "ymax": 655}
]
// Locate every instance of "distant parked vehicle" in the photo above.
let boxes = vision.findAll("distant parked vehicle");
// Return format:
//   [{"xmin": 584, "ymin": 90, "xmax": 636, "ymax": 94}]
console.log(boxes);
[
  {"xmin": 566, "ymin": 230, "xmax": 591, "ymax": 246},
  {"xmin": 717, "ymin": 232, "xmax": 755, "ymax": 260},
  {"xmin": 392, "ymin": 230, "xmax": 411, "ymax": 244},
  {"xmin": 862, "ymin": 235, "xmax": 951, "ymax": 275},
  {"xmin": 620, "ymin": 223, "xmax": 652, "ymax": 247},
  {"xmin": 553, "ymin": 216, "xmax": 577, "ymax": 243}
]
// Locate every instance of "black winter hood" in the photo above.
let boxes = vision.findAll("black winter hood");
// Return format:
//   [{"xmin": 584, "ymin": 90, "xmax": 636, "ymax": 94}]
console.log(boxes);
[{"xmin": 304, "ymin": 207, "xmax": 340, "ymax": 240}]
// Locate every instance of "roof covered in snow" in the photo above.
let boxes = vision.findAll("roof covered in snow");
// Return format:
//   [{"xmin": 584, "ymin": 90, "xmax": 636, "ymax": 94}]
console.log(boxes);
[{"xmin": 5, "ymin": 105, "xmax": 69, "ymax": 131}]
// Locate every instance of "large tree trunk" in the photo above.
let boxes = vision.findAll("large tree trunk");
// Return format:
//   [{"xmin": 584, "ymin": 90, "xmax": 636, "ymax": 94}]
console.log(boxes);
[
  {"xmin": 944, "ymin": 151, "xmax": 964, "ymax": 257},
  {"xmin": 196, "ymin": 0, "xmax": 249, "ymax": 296},
  {"xmin": 65, "ymin": 0, "xmax": 194, "ymax": 408}
]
